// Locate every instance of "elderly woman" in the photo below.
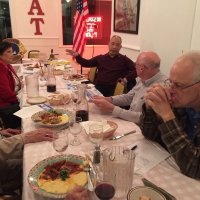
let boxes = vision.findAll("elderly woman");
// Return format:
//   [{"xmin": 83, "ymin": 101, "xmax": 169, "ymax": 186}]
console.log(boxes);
[{"xmin": 0, "ymin": 41, "xmax": 22, "ymax": 129}]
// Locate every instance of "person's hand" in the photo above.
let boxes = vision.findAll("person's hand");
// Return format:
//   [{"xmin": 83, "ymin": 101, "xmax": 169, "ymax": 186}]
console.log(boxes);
[
  {"xmin": 92, "ymin": 95, "xmax": 113, "ymax": 103},
  {"xmin": 66, "ymin": 49, "xmax": 78, "ymax": 57},
  {"xmin": 145, "ymin": 84, "xmax": 175, "ymax": 122},
  {"xmin": 92, "ymin": 98, "xmax": 115, "ymax": 113},
  {"xmin": 0, "ymin": 128, "xmax": 21, "ymax": 137},
  {"xmin": 66, "ymin": 186, "xmax": 89, "ymax": 200},
  {"xmin": 22, "ymin": 128, "xmax": 55, "ymax": 144},
  {"xmin": 118, "ymin": 77, "xmax": 127, "ymax": 85}
]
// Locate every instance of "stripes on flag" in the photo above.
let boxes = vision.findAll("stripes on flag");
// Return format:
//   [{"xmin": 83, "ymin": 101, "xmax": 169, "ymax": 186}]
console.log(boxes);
[{"xmin": 73, "ymin": 0, "xmax": 89, "ymax": 56}]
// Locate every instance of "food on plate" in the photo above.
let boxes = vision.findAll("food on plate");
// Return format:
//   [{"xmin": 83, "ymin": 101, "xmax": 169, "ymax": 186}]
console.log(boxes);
[
  {"xmin": 34, "ymin": 110, "xmax": 69, "ymax": 125},
  {"xmin": 69, "ymin": 74, "xmax": 84, "ymax": 80},
  {"xmin": 139, "ymin": 196, "xmax": 151, "ymax": 200},
  {"xmin": 48, "ymin": 93, "xmax": 71, "ymax": 106},
  {"xmin": 38, "ymin": 160, "xmax": 87, "ymax": 194}
]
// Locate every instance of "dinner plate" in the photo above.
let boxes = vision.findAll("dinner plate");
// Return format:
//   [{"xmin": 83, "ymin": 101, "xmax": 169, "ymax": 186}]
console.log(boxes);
[
  {"xmin": 28, "ymin": 154, "xmax": 86, "ymax": 199},
  {"xmin": 27, "ymin": 96, "xmax": 47, "ymax": 105},
  {"xmin": 31, "ymin": 109, "xmax": 72, "ymax": 127},
  {"xmin": 127, "ymin": 186, "xmax": 166, "ymax": 200},
  {"xmin": 69, "ymin": 74, "xmax": 85, "ymax": 81}
]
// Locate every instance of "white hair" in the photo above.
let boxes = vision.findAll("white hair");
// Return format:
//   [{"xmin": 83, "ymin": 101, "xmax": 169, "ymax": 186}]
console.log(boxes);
[{"xmin": 180, "ymin": 51, "xmax": 200, "ymax": 82}]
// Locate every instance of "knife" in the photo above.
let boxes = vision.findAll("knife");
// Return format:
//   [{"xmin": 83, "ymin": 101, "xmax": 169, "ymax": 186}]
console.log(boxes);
[{"xmin": 109, "ymin": 130, "xmax": 136, "ymax": 140}]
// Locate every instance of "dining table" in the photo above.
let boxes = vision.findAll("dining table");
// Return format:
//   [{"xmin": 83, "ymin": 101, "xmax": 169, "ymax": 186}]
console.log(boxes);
[{"xmin": 18, "ymin": 63, "xmax": 200, "ymax": 200}]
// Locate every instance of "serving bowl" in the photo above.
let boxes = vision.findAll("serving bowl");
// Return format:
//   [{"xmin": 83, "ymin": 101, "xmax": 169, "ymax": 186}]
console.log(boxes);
[
  {"xmin": 103, "ymin": 121, "xmax": 118, "ymax": 139},
  {"xmin": 47, "ymin": 93, "xmax": 71, "ymax": 106},
  {"xmin": 127, "ymin": 186, "xmax": 166, "ymax": 200},
  {"xmin": 81, "ymin": 120, "xmax": 118, "ymax": 139}
]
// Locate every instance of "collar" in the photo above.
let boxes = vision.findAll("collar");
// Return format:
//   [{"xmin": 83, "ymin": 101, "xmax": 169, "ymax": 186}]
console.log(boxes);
[
  {"xmin": 141, "ymin": 71, "xmax": 163, "ymax": 86},
  {"xmin": 106, "ymin": 52, "xmax": 121, "ymax": 58}
]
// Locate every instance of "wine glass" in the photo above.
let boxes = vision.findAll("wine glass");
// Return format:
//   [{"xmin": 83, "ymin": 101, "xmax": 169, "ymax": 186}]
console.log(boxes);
[
  {"xmin": 95, "ymin": 180, "xmax": 115, "ymax": 200},
  {"xmin": 71, "ymin": 90, "xmax": 78, "ymax": 104},
  {"xmin": 69, "ymin": 116, "xmax": 82, "ymax": 146},
  {"xmin": 52, "ymin": 129, "xmax": 69, "ymax": 154},
  {"xmin": 61, "ymin": 92, "xmax": 70, "ymax": 110},
  {"xmin": 89, "ymin": 123, "xmax": 103, "ymax": 147}
]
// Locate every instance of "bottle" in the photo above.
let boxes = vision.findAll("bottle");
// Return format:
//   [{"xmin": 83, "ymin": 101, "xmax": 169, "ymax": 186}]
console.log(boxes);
[
  {"xmin": 93, "ymin": 145, "xmax": 101, "ymax": 164},
  {"xmin": 49, "ymin": 49, "xmax": 55, "ymax": 61},
  {"xmin": 47, "ymin": 64, "xmax": 56, "ymax": 92},
  {"xmin": 75, "ymin": 84, "xmax": 89, "ymax": 121}
]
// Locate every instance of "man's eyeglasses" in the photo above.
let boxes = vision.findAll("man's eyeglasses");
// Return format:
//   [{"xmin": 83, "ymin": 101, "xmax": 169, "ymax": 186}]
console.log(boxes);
[{"xmin": 164, "ymin": 79, "xmax": 200, "ymax": 90}]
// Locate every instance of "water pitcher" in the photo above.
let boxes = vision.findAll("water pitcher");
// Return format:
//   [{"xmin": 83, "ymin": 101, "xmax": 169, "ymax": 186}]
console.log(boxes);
[{"xmin": 103, "ymin": 146, "xmax": 135, "ymax": 198}]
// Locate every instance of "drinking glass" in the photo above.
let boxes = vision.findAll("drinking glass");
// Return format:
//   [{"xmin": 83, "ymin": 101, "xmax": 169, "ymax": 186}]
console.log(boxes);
[
  {"xmin": 69, "ymin": 116, "xmax": 82, "ymax": 146},
  {"xmin": 52, "ymin": 129, "xmax": 69, "ymax": 154},
  {"xmin": 61, "ymin": 93, "xmax": 70, "ymax": 110},
  {"xmin": 63, "ymin": 69, "xmax": 72, "ymax": 80},
  {"xmin": 89, "ymin": 123, "xmax": 103, "ymax": 147},
  {"xmin": 95, "ymin": 179, "xmax": 115, "ymax": 200},
  {"xmin": 71, "ymin": 90, "xmax": 78, "ymax": 104}
]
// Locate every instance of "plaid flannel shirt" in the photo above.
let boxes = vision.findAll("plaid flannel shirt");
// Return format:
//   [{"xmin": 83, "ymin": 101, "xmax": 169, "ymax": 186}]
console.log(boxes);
[{"xmin": 140, "ymin": 105, "xmax": 200, "ymax": 179}]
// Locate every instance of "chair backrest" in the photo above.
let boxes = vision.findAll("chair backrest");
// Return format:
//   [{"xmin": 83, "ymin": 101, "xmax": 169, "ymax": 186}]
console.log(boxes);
[
  {"xmin": 113, "ymin": 81, "xmax": 125, "ymax": 96},
  {"xmin": 3, "ymin": 38, "xmax": 27, "ymax": 63},
  {"xmin": 88, "ymin": 67, "xmax": 97, "ymax": 83},
  {"xmin": 28, "ymin": 50, "xmax": 40, "ymax": 58}
]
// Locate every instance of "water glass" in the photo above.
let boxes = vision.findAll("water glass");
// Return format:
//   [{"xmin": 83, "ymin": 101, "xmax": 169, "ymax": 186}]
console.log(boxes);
[
  {"xmin": 95, "ymin": 180, "xmax": 115, "ymax": 200},
  {"xmin": 89, "ymin": 122, "xmax": 103, "ymax": 146},
  {"xmin": 25, "ymin": 74, "xmax": 39, "ymax": 98},
  {"xmin": 103, "ymin": 146, "xmax": 135, "ymax": 198},
  {"xmin": 52, "ymin": 129, "xmax": 69, "ymax": 154}
]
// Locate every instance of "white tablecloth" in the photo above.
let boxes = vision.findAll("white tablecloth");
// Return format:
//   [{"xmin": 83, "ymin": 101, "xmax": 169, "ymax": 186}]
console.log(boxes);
[{"xmin": 22, "ymin": 76, "xmax": 200, "ymax": 200}]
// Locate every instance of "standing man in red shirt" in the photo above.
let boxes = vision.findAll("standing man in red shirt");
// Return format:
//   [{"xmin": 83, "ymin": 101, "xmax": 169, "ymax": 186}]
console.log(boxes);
[{"xmin": 66, "ymin": 35, "xmax": 137, "ymax": 96}]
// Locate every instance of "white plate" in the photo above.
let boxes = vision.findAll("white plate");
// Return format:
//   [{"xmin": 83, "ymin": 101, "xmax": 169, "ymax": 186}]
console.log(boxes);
[
  {"xmin": 28, "ymin": 154, "xmax": 87, "ymax": 199},
  {"xmin": 127, "ymin": 186, "xmax": 166, "ymax": 200},
  {"xmin": 31, "ymin": 109, "xmax": 72, "ymax": 128},
  {"xmin": 27, "ymin": 96, "xmax": 47, "ymax": 105}
]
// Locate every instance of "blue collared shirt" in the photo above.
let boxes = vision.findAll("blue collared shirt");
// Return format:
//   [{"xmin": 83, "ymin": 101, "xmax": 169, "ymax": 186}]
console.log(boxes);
[{"xmin": 185, "ymin": 108, "xmax": 200, "ymax": 141}]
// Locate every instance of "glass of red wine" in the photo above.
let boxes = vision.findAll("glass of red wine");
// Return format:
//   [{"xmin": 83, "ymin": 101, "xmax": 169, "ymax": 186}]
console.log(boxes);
[{"xmin": 95, "ymin": 180, "xmax": 115, "ymax": 200}]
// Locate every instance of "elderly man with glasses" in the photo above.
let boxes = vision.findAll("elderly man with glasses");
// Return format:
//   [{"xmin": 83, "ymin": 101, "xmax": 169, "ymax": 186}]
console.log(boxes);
[
  {"xmin": 91, "ymin": 51, "xmax": 166, "ymax": 123},
  {"xmin": 140, "ymin": 51, "xmax": 200, "ymax": 179}
]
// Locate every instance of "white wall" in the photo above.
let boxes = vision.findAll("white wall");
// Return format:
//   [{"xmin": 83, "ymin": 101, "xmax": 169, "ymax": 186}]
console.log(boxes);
[
  {"xmin": 9, "ymin": 0, "xmax": 200, "ymax": 75},
  {"xmin": 112, "ymin": 0, "xmax": 197, "ymax": 76}
]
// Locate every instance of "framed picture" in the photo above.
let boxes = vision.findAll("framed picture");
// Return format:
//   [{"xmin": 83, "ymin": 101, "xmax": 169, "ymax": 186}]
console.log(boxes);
[{"xmin": 114, "ymin": 0, "xmax": 140, "ymax": 34}]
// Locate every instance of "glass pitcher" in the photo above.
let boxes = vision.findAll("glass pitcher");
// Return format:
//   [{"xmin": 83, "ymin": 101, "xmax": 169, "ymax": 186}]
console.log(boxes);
[
  {"xmin": 47, "ymin": 64, "xmax": 56, "ymax": 92},
  {"xmin": 75, "ymin": 84, "xmax": 89, "ymax": 121},
  {"xmin": 103, "ymin": 146, "xmax": 135, "ymax": 198}
]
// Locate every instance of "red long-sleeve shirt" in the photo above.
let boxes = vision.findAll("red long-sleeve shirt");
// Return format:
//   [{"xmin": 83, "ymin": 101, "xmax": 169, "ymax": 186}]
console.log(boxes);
[{"xmin": 0, "ymin": 60, "xmax": 19, "ymax": 107}]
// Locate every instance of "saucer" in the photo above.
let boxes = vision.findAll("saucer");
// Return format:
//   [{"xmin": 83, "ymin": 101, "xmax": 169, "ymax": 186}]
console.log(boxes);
[{"xmin": 27, "ymin": 96, "xmax": 47, "ymax": 105}]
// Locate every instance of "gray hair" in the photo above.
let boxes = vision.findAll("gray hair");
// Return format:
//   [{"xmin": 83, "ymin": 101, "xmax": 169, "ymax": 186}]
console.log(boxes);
[
  {"xmin": 141, "ymin": 52, "xmax": 161, "ymax": 69},
  {"xmin": 145, "ymin": 57, "xmax": 160, "ymax": 69},
  {"xmin": 180, "ymin": 51, "xmax": 200, "ymax": 81}
]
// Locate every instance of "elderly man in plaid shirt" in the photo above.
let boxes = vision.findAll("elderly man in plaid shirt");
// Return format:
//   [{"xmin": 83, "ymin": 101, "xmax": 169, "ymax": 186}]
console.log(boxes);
[{"xmin": 140, "ymin": 51, "xmax": 200, "ymax": 179}]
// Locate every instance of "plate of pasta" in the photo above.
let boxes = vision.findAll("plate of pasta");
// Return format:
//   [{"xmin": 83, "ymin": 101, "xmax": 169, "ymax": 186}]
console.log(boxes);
[
  {"xmin": 31, "ymin": 109, "xmax": 72, "ymax": 127},
  {"xmin": 28, "ymin": 154, "xmax": 88, "ymax": 198}
]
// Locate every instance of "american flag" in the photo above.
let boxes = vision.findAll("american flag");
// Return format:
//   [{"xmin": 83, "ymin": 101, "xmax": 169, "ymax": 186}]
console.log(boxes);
[{"xmin": 73, "ymin": 0, "xmax": 89, "ymax": 56}]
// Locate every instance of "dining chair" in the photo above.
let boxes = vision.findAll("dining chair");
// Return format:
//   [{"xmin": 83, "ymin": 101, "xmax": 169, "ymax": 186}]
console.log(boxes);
[
  {"xmin": 88, "ymin": 67, "xmax": 97, "ymax": 83},
  {"xmin": 113, "ymin": 81, "xmax": 125, "ymax": 96},
  {"xmin": 3, "ymin": 38, "xmax": 27, "ymax": 63},
  {"xmin": 28, "ymin": 50, "xmax": 40, "ymax": 59}
]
